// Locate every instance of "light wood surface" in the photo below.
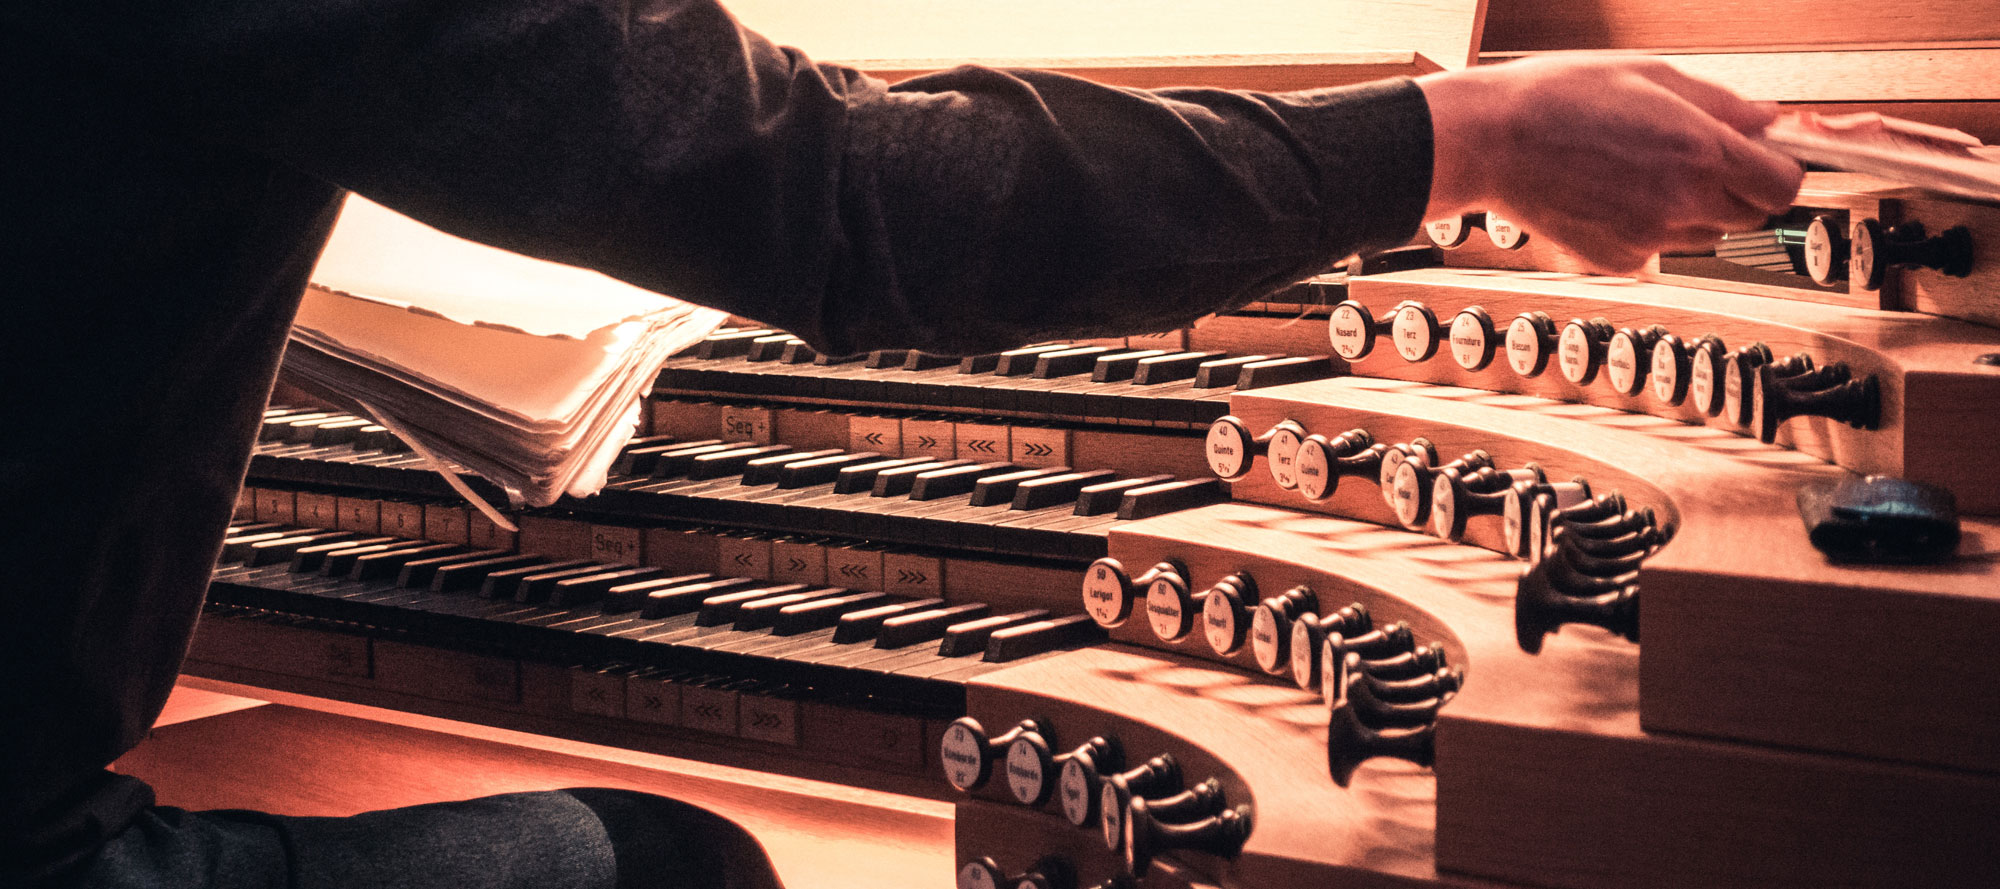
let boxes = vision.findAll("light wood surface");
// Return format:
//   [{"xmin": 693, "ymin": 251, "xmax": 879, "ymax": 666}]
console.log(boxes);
[
  {"xmin": 859, "ymin": 52, "xmax": 1442, "ymax": 90},
  {"xmin": 118, "ymin": 680, "xmax": 954, "ymax": 889},
  {"xmin": 1480, "ymin": 1, "xmax": 2000, "ymax": 52},
  {"xmin": 724, "ymin": 1, "xmax": 1485, "ymax": 70}
]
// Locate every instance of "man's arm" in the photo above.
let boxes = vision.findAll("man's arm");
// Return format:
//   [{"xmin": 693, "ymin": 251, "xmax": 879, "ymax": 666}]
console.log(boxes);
[{"xmin": 10, "ymin": 0, "xmax": 1432, "ymax": 354}]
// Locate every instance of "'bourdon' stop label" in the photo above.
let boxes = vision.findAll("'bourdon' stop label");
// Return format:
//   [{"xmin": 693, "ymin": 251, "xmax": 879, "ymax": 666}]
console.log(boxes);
[{"xmin": 941, "ymin": 722, "xmax": 986, "ymax": 791}]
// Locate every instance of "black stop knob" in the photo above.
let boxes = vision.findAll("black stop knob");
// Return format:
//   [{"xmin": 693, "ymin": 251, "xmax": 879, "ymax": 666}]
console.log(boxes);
[
  {"xmin": 1852, "ymin": 218, "xmax": 1975, "ymax": 291},
  {"xmin": 1293, "ymin": 429, "xmax": 1382, "ymax": 503},
  {"xmin": 1752, "ymin": 362, "xmax": 1880, "ymax": 445},
  {"xmin": 1056, "ymin": 736, "xmax": 1123, "ymax": 828},
  {"xmin": 1123, "ymin": 799, "xmax": 1255, "ymax": 877},
  {"xmin": 1327, "ymin": 699, "xmax": 1435, "ymax": 786}
]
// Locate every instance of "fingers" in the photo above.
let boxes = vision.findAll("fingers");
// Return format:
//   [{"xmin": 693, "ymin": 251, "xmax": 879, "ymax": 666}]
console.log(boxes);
[{"xmin": 1714, "ymin": 129, "xmax": 1806, "ymax": 213}]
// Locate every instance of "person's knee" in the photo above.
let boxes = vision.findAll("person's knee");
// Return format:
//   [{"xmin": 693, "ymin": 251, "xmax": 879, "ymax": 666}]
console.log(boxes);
[{"xmin": 563, "ymin": 788, "xmax": 783, "ymax": 889}]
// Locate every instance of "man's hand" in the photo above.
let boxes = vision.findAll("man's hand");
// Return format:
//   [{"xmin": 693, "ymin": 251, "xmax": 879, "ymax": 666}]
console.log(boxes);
[{"xmin": 1417, "ymin": 55, "xmax": 1804, "ymax": 274}]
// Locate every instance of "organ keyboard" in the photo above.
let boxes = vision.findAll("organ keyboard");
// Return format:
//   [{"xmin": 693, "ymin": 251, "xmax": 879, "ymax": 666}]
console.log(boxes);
[{"xmin": 158, "ymin": 6, "xmax": 2000, "ymax": 888}]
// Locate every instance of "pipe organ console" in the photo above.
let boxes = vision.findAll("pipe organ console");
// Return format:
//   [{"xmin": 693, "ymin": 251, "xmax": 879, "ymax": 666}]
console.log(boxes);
[{"xmin": 163, "ymin": 4, "xmax": 2000, "ymax": 888}]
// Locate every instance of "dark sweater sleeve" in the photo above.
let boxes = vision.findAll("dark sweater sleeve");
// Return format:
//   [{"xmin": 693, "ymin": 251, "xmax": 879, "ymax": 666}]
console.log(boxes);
[{"xmin": 8, "ymin": 0, "xmax": 1430, "ymax": 355}]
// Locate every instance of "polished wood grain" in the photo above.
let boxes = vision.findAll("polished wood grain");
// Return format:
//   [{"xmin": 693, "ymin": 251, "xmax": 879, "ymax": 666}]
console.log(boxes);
[
  {"xmin": 1480, "ymin": 1, "xmax": 2000, "ymax": 52},
  {"xmin": 859, "ymin": 52, "xmax": 1442, "ymax": 90},
  {"xmin": 117, "ymin": 681, "xmax": 954, "ymax": 889}
]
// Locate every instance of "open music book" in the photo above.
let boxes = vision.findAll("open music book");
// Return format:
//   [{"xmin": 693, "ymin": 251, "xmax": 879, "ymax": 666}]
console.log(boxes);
[
  {"xmin": 287, "ymin": 195, "xmax": 728, "ymax": 517},
  {"xmin": 1762, "ymin": 112, "xmax": 2000, "ymax": 203}
]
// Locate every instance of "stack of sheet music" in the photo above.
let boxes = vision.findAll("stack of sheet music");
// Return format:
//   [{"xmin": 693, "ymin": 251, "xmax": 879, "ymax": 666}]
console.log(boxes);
[
  {"xmin": 286, "ymin": 195, "xmax": 728, "ymax": 516},
  {"xmin": 1763, "ymin": 112, "xmax": 2000, "ymax": 202}
]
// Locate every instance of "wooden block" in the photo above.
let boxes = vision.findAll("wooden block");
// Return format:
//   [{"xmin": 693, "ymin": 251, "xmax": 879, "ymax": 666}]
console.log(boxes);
[
  {"xmin": 1009, "ymin": 426, "xmax": 1069, "ymax": 467},
  {"xmin": 942, "ymin": 557, "xmax": 1083, "ymax": 614},
  {"xmin": 187, "ymin": 618, "xmax": 372, "ymax": 681},
  {"xmin": 333, "ymin": 497, "xmax": 381, "ymax": 534},
  {"xmin": 235, "ymin": 487, "xmax": 258, "ymax": 521},
  {"xmin": 372, "ymin": 641, "xmax": 519, "ymax": 705},
  {"xmin": 954, "ymin": 422, "xmax": 1010, "ymax": 461},
  {"xmin": 740, "ymin": 693, "xmax": 801, "ymax": 747},
  {"xmin": 423, "ymin": 504, "xmax": 470, "ymax": 545},
  {"xmin": 644, "ymin": 526, "xmax": 721, "ymax": 573},
  {"xmin": 293, "ymin": 492, "xmax": 338, "ymax": 529},
  {"xmin": 1069, "ymin": 428, "xmax": 1208, "ymax": 478},
  {"xmin": 517, "ymin": 516, "xmax": 590, "ymax": 560},
  {"xmin": 622, "ymin": 672, "xmax": 683, "ymax": 726},
  {"xmin": 567, "ymin": 667, "xmax": 626, "ymax": 719},
  {"xmin": 902, "ymin": 418, "xmax": 956, "ymax": 459},
  {"xmin": 773, "ymin": 408, "xmax": 852, "ymax": 451},
  {"xmin": 718, "ymin": 535, "xmax": 774, "ymax": 579},
  {"xmin": 378, "ymin": 501, "xmax": 426, "ymax": 540},
  {"xmin": 882, "ymin": 552, "xmax": 944, "ymax": 598},
  {"xmin": 650, "ymin": 399, "xmax": 723, "ymax": 441},
  {"xmin": 848, "ymin": 415, "xmax": 902, "ymax": 455},
  {"xmin": 468, "ymin": 512, "xmax": 518, "ymax": 552},
  {"xmin": 801, "ymin": 702, "xmax": 924, "ymax": 770},
  {"xmin": 827, "ymin": 546, "xmax": 885, "ymax": 591},
  {"xmin": 720, "ymin": 405, "xmax": 775, "ymax": 445},
  {"xmin": 681, "ymin": 683, "xmax": 741, "ymax": 736},
  {"xmin": 1479, "ymin": 0, "xmax": 1998, "ymax": 52},
  {"xmin": 253, "ymin": 488, "xmax": 296, "ymax": 524},
  {"xmin": 589, "ymin": 524, "xmax": 645, "ymax": 565},
  {"xmin": 770, "ymin": 539, "xmax": 828, "ymax": 586}
]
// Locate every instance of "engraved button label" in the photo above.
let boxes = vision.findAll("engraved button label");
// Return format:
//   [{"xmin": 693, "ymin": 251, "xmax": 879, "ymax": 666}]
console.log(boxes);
[
  {"xmin": 1060, "ymin": 758, "xmax": 1092, "ymax": 825},
  {"xmin": 1205, "ymin": 420, "xmax": 1249, "ymax": 479},
  {"xmin": 1426, "ymin": 216, "xmax": 1466, "ymax": 247},
  {"xmin": 1430, "ymin": 473, "xmax": 1458, "ymax": 538},
  {"xmin": 1503, "ymin": 490, "xmax": 1527, "ymax": 555},
  {"xmin": 1450, "ymin": 311, "xmax": 1489, "ymax": 370},
  {"xmin": 1099, "ymin": 784, "xmax": 1125, "ymax": 850},
  {"xmin": 1486, "ymin": 214, "xmax": 1528, "ymax": 249},
  {"xmin": 1268, "ymin": 426, "xmax": 1305, "ymax": 489},
  {"xmin": 1850, "ymin": 218, "xmax": 1878, "ymax": 290},
  {"xmin": 1328, "ymin": 303, "xmax": 1371, "ymax": 360},
  {"xmin": 1506, "ymin": 317, "xmax": 1542, "ymax": 376},
  {"xmin": 1392, "ymin": 305, "xmax": 1434, "ymax": 362},
  {"xmin": 1203, "ymin": 590, "xmax": 1239, "ymax": 654},
  {"xmin": 1320, "ymin": 637, "xmax": 1341, "ymax": 703},
  {"xmin": 1607, "ymin": 334, "xmax": 1640, "ymax": 395},
  {"xmin": 1391, "ymin": 460, "xmax": 1425, "ymax": 528},
  {"xmin": 1082, "ymin": 563, "xmax": 1128, "ymax": 627},
  {"xmin": 1651, "ymin": 340, "xmax": 1681, "ymax": 403},
  {"xmin": 1289, "ymin": 620, "xmax": 1317, "ymax": 686},
  {"xmin": 958, "ymin": 862, "xmax": 999, "ymax": 889},
  {"xmin": 1005, "ymin": 737, "xmax": 1045, "ymax": 804},
  {"xmin": 1377, "ymin": 448, "xmax": 1411, "ymax": 507},
  {"xmin": 1146, "ymin": 578, "xmax": 1187, "ymax": 641},
  {"xmin": 1724, "ymin": 360, "xmax": 1745, "ymax": 421},
  {"xmin": 1558, "ymin": 323, "xmax": 1593, "ymax": 383},
  {"xmin": 1294, "ymin": 439, "xmax": 1331, "ymax": 501},
  {"xmin": 1805, "ymin": 216, "xmax": 1838, "ymax": 284},
  {"xmin": 1251, "ymin": 606, "xmax": 1285, "ymax": 672},
  {"xmin": 719, "ymin": 406, "xmax": 773, "ymax": 444},
  {"xmin": 1692, "ymin": 352, "xmax": 1718, "ymax": 414},
  {"xmin": 940, "ymin": 722, "xmax": 985, "ymax": 791}
]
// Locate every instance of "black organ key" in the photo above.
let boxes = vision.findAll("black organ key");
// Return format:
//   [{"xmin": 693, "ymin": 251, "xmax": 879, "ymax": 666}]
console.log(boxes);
[
  {"xmin": 1191, "ymin": 355, "xmax": 1274, "ymax": 388},
  {"xmin": 1076, "ymin": 475, "xmax": 1175, "ymax": 516},
  {"xmin": 769, "ymin": 591, "xmax": 892, "ymax": 636},
  {"xmin": 221, "ymin": 529, "xmax": 300, "ymax": 562},
  {"xmin": 776, "ymin": 452, "xmax": 883, "ymax": 489},
  {"xmin": 351, "ymin": 543, "xmax": 463, "ymax": 581},
  {"xmin": 778, "ymin": 340, "xmax": 819, "ymax": 364},
  {"xmin": 864, "ymin": 350, "xmax": 910, "ymax": 369},
  {"xmin": 694, "ymin": 328, "xmax": 778, "ymax": 359},
  {"xmin": 1091, "ymin": 349, "xmax": 1170, "ymax": 382},
  {"xmin": 614, "ymin": 439, "xmax": 716, "ymax": 476},
  {"xmin": 903, "ymin": 351, "xmax": 960, "ymax": 371},
  {"xmin": 429, "ymin": 553, "xmax": 549, "ymax": 593},
  {"xmin": 290, "ymin": 536, "xmax": 398, "ymax": 573},
  {"xmin": 549, "ymin": 566, "xmax": 664, "ymax": 606},
  {"xmin": 969, "ymin": 467, "xmax": 1072, "ymax": 507},
  {"xmin": 810, "ymin": 351, "xmax": 866, "ymax": 366},
  {"xmin": 1235, "ymin": 356, "xmax": 1334, "ymax": 390},
  {"xmin": 1013, "ymin": 470, "xmax": 1120, "ymax": 510},
  {"xmin": 245, "ymin": 530, "xmax": 360, "ymax": 567},
  {"xmin": 1133, "ymin": 352, "xmax": 1228, "ymax": 385},
  {"xmin": 834, "ymin": 457, "xmax": 939, "ymax": 494},
  {"xmin": 687, "ymin": 444, "xmax": 796, "ymax": 481},
  {"xmin": 396, "ymin": 549, "xmax": 510, "ymax": 589},
  {"xmin": 516, "ymin": 562, "xmax": 621, "ymax": 603},
  {"xmin": 327, "ymin": 541, "xmax": 446, "ymax": 578},
  {"xmin": 638, "ymin": 576, "xmax": 770, "ymax": 619},
  {"xmin": 937, "ymin": 610, "xmax": 1050, "ymax": 657},
  {"xmin": 875, "ymin": 603, "xmax": 992, "ymax": 649},
  {"xmin": 983, "ymin": 614, "xmax": 1102, "ymax": 662},
  {"xmin": 477, "ymin": 558, "xmax": 595, "ymax": 599},
  {"xmin": 908, "ymin": 462, "xmax": 1021, "ymax": 501},
  {"xmin": 694, "ymin": 583, "xmax": 813, "ymax": 627},
  {"xmin": 873, "ymin": 459, "xmax": 972, "ymax": 497},
  {"xmin": 991, "ymin": 344, "xmax": 1072, "ymax": 376},
  {"xmin": 831, "ymin": 598, "xmax": 945, "ymax": 644},
  {"xmin": 646, "ymin": 442, "xmax": 737, "ymax": 478},
  {"xmin": 1032, "ymin": 346, "xmax": 1117, "ymax": 378},
  {"xmin": 1116, "ymin": 478, "xmax": 1224, "ymax": 520}
]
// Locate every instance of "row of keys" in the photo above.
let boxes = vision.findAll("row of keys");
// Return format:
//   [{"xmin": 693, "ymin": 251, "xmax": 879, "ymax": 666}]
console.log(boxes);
[
  {"xmin": 260, "ymin": 407, "xmax": 406, "ymax": 453},
  {"xmin": 660, "ymin": 330, "xmax": 1334, "ymax": 426},
  {"xmin": 1323, "ymin": 299, "xmax": 1881, "ymax": 444},
  {"xmin": 210, "ymin": 522, "xmax": 1104, "ymax": 708},
  {"xmin": 942, "ymin": 718, "xmax": 1252, "ymax": 878},
  {"xmin": 1205, "ymin": 417, "xmax": 1637, "ymax": 558}
]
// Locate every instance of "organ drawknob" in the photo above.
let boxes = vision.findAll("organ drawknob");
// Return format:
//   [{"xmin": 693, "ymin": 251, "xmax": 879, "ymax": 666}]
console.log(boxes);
[
  {"xmin": 941, "ymin": 717, "xmax": 1046, "ymax": 792},
  {"xmin": 1293, "ymin": 429, "xmax": 1382, "ymax": 502},
  {"xmin": 1751, "ymin": 362, "xmax": 1881, "ymax": 445},
  {"xmin": 1122, "ymin": 798, "xmax": 1255, "ymax": 877},
  {"xmin": 1607, "ymin": 325, "xmax": 1667, "ymax": 397},
  {"xmin": 1804, "ymin": 214, "xmax": 1851, "ymax": 285},
  {"xmin": 1328, "ymin": 300, "xmax": 1394, "ymax": 361},
  {"xmin": 1096, "ymin": 754, "xmax": 1183, "ymax": 856},
  {"xmin": 1389, "ymin": 301, "xmax": 1445, "ymax": 363},
  {"xmin": 1557, "ymin": 317, "xmax": 1616, "ymax": 386},
  {"xmin": 1103, "ymin": 777, "xmax": 1226, "ymax": 852},
  {"xmin": 1505, "ymin": 311, "xmax": 1558, "ymax": 378},
  {"xmin": 1204, "ymin": 416, "xmax": 1306, "ymax": 484},
  {"xmin": 1081, "ymin": 558, "xmax": 1186, "ymax": 629},
  {"xmin": 1201, "ymin": 572, "xmax": 1258, "ymax": 656},
  {"xmin": 957, "ymin": 856, "xmax": 1075, "ymax": 889},
  {"xmin": 1057, "ymin": 736, "xmax": 1123, "ymax": 828},
  {"xmin": 1851, "ymin": 218, "xmax": 1975, "ymax": 290},
  {"xmin": 1448, "ymin": 306, "xmax": 1499, "ymax": 371},
  {"xmin": 1251, "ymin": 585, "xmax": 1320, "ymax": 675},
  {"xmin": 1425, "ymin": 212, "xmax": 1486, "ymax": 248}
]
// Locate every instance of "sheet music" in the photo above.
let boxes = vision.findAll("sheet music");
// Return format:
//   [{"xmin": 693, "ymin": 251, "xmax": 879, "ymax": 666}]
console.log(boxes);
[{"xmin": 1762, "ymin": 112, "xmax": 2000, "ymax": 203}]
